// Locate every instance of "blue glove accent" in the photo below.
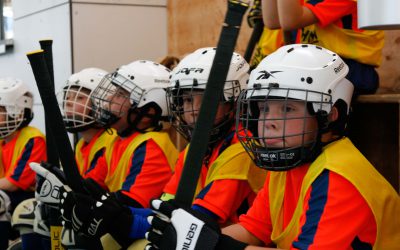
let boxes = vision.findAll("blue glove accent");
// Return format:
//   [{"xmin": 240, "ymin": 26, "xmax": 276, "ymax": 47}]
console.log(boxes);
[
  {"xmin": 130, "ymin": 207, "xmax": 152, "ymax": 217},
  {"xmin": 128, "ymin": 207, "xmax": 152, "ymax": 239}
]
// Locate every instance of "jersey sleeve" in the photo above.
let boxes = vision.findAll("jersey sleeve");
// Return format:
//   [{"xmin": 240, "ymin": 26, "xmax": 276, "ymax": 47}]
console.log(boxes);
[
  {"xmin": 83, "ymin": 148, "xmax": 105, "ymax": 177},
  {"xmin": 192, "ymin": 179, "xmax": 253, "ymax": 224},
  {"xmin": 305, "ymin": 0, "xmax": 356, "ymax": 27},
  {"xmin": 291, "ymin": 170, "xmax": 376, "ymax": 249},
  {"xmin": 238, "ymin": 174, "xmax": 273, "ymax": 246},
  {"xmin": 121, "ymin": 139, "xmax": 174, "ymax": 208},
  {"xmin": 6, "ymin": 137, "xmax": 47, "ymax": 190},
  {"xmin": 162, "ymin": 150, "xmax": 186, "ymax": 195},
  {"xmin": 84, "ymin": 155, "xmax": 109, "ymax": 191}
]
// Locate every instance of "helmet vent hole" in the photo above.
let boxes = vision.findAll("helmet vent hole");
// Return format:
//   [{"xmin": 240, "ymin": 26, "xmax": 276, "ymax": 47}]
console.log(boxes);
[
  {"xmin": 130, "ymin": 76, "xmax": 135, "ymax": 80},
  {"xmin": 328, "ymin": 89, "xmax": 332, "ymax": 94},
  {"xmin": 306, "ymin": 77, "xmax": 313, "ymax": 84},
  {"xmin": 254, "ymin": 83, "xmax": 261, "ymax": 89},
  {"xmin": 287, "ymin": 48, "xmax": 294, "ymax": 53},
  {"xmin": 301, "ymin": 77, "xmax": 305, "ymax": 82}
]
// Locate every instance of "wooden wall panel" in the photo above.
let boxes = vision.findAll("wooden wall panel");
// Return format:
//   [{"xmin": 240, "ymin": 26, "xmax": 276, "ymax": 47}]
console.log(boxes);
[
  {"xmin": 167, "ymin": 0, "xmax": 251, "ymax": 58},
  {"xmin": 377, "ymin": 31, "xmax": 400, "ymax": 92},
  {"xmin": 168, "ymin": 1, "xmax": 400, "ymax": 92}
]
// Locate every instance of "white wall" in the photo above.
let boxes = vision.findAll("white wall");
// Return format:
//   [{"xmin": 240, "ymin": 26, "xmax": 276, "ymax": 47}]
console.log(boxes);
[
  {"xmin": 0, "ymin": 0, "xmax": 168, "ymax": 138},
  {"xmin": 0, "ymin": 0, "xmax": 72, "ymax": 134},
  {"xmin": 71, "ymin": 0, "xmax": 168, "ymax": 72}
]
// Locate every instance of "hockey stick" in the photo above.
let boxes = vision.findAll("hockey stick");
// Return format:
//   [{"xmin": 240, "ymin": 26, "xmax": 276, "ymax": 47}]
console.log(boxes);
[
  {"xmin": 38, "ymin": 39, "xmax": 67, "ymax": 250},
  {"xmin": 26, "ymin": 50, "xmax": 84, "ymax": 193},
  {"xmin": 175, "ymin": 0, "xmax": 249, "ymax": 206},
  {"xmin": 39, "ymin": 39, "xmax": 60, "ymax": 167},
  {"xmin": 244, "ymin": 19, "xmax": 264, "ymax": 63}
]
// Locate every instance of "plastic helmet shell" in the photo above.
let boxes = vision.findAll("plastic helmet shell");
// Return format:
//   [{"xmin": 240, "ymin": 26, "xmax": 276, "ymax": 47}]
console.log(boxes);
[{"xmin": 248, "ymin": 44, "xmax": 354, "ymax": 114}]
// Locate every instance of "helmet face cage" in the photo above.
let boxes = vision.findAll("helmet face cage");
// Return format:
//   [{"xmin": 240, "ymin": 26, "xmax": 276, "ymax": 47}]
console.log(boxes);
[
  {"xmin": 0, "ymin": 105, "xmax": 26, "ymax": 139},
  {"xmin": 236, "ymin": 86, "xmax": 332, "ymax": 171},
  {"xmin": 91, "ymin": 72, "xmax": 144, "ymax": 128},
  {"xmin": 167, "ymin": 79, "xmax": 241, "ymax": 143},
  {"xmin": 59, "ymin": 85, "xmax": 96, "ymax": 132}
]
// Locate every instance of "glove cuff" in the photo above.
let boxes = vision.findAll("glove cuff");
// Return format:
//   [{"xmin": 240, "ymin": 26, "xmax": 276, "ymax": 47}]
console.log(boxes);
[
  {"xmin": 216, "ymin": 234, "xmax": 248, "ymax": 250},
  {"xmin": 109, "ymin": 211, "xmax": 135, "ymax": 248}
]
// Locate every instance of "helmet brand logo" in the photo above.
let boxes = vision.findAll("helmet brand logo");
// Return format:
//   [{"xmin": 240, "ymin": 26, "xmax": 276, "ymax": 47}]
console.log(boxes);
[
  {"xmin": 260, "ymin": 152, "xmax": 278, "ymax": 161},
  {"xmin": 177, "ymin": 68, "xmax": 204, "ymax": 75},
  {"xmin": 154, "ymin": 79, "xmax": 170, "ymax": 83},
  {"xmin": 236, "ymin": 60, "xmax": 246, "ymax": 72},
  {"xmin": 257, "ymin": 71, "xmax": 282, "ymax": 80},
  {"xmin": 334, "ymin": 62, "xmax": 345, "ymax": 74}
]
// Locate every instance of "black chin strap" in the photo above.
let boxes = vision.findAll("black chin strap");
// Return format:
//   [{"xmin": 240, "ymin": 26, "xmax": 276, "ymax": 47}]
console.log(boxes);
[{"xmin": 118, "ymin": 104, "xmax": 163, "ymax": 137}]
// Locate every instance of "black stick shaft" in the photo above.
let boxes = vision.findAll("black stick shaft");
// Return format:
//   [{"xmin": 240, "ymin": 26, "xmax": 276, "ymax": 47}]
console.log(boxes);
[
  {"xmin": 39, "ymin": 39, "xmax": 60, "ymax": 167},
  {"xmin": 27, "ymin": 50, "xmax": 84, "ymax": 193},
  {"xmin": 175, "ymin": 0, "xmax": 248, "ymax": 205},
  {"xmin": 244, "ymin": 19, "xmax": 264, "ymax": 63}
]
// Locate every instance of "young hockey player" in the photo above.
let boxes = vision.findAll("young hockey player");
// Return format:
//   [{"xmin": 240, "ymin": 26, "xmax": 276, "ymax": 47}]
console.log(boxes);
[
  {"xmin": 60, "ymin": 67, "xmax": 118, "ymax": 177},
  {"xmin": 146, "ymin": 44, "xmax": 400, "ymax": 250},
  {"xmin": 0, "ymin": 78, "xmax": 46, "ymax": 249}
]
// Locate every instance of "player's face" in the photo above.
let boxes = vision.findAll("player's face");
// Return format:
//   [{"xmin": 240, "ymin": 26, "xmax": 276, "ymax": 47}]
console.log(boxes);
[
  {"xmin": 257, "ymin": 100, "xmax": 318, "ymax": 148},
  {"xmin": 64, "ymin": 87, "xmax": 91, "ymax": 118},
  {"xmin": 182, "ymin": 91, "xmax": 231, "ymax": 126},
  {"xmin": 105, "ymin": 87, "xmax": 132, "ymax": 130}
]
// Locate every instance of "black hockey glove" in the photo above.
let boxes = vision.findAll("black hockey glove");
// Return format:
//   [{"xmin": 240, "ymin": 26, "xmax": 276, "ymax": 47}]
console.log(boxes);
[
  {"xmin": 145, "ymin": 199, "xmax": 248, "ymax": 250},
  {"xmin": 247, "ymin": 0, "xmax": 263, "ymax": 28},
  {"xmin": 60, "ymin": 178, "xmax": 134, "ymax": 247}
]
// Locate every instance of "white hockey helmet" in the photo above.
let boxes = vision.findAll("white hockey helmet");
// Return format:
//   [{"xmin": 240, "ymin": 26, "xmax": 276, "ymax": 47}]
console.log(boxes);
[
  {"xmin": 0, "ymin": 77, "xmax": 33, "ymax": 139},
  {"xmin": 237, "ymin": 44, "xmax": 354, "ymax": 171},
  {"xmin": 92, "ymin": 60, "xmax": 170, "ymax": 132},
  {"xmin": 247, "ymin": 44, "xmax": 354, "ymax": 114},
  {"xmin": 170, "ymin": 47, "xmax": 249, "ymax": 102},
  {"xmin": 168, "ymin": 47, "xmax": 249, "ymax": 143},
  {"xmin": 59, "ymin": 67, "xmax": 107, "ymax": 132}
]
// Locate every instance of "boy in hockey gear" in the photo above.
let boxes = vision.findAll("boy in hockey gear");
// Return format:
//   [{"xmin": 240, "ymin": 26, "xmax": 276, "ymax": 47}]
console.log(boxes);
[
  {"xmin": 58, "ymin": 48, "xmax": 267, "ymax": 249},
  {"xmin": 59, "ymin": 67, "xmax": 118, "ymax": 177},
  {"xmin": 0, "ymin": 78, "xmax": 46, "ymax": 249},
  {"xmin": 161, "ymin": 47, "xmax": 266, "ymax": 225},
  {"xmin": 146, "ymin": 44, "xmax": 400, "ymax": 250},
  {"xmin": 86, "ymin": 60, "xmax": 178, "ymax": 203}
]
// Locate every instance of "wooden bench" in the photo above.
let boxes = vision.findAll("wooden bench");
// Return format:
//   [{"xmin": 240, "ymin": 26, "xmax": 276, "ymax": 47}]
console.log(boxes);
[{"xmin": 348, "ymin": 93, "xmax": 400, "ymax": 192}]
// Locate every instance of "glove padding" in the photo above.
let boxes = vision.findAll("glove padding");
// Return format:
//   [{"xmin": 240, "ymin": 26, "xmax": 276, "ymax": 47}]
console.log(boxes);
[
  {"xmin": 145, "ymin": 199, "xmax": 221, "ymax": 250},
  {"xmin": 0, "ymin": 190, "xmax": 11, "ymax": 222},
  {"xmin": 61, "ymin": 179, "xmax": 133, "ymax": 242},
  {"xmin": 30, "ymin": 162, "xmax": 66, "ymax": 206},
  {"xmin": 247, "ymin": 0, "xmax": 263, "ymax": 28},
  {"xmin": 33, "ymin": 201, "xmax": 50, "ymax": 236}
]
